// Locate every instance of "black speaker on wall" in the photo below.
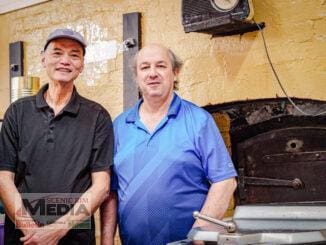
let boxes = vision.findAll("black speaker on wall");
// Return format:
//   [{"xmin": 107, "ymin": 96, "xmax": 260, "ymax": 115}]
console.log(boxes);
[{"xmin": 182, "ymin": 0, "xmax": 264, "ymax": 37}]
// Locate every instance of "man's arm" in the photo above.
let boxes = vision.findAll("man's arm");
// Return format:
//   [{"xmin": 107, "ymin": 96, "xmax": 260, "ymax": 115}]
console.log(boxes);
[
  {"xmin": 192, "ymin": 177, "xmax": 237, "ymax": 227},
  {"xmin": 100, "ymin": 190, "xmax": 118, "ymax": 245},
  {"xmin": 0, "ymin": 171, "xmax": 39, "ymax": 237},
  {"xmin": 21, "ymin": 171, "xmax": 110, "ymax": 244},
  {"xmin": 60, "ymin": 171, "xmax": 110, "ymax": 226},
  {"xmin": 0, "ymin": 106, "xmax": 38, "ymax": 236}
]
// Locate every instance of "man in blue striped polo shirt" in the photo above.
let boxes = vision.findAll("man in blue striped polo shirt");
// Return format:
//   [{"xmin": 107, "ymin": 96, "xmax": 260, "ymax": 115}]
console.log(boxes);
[{"xmin": 101, "ymin": 44, "xmax": 237, "ymax": 245}]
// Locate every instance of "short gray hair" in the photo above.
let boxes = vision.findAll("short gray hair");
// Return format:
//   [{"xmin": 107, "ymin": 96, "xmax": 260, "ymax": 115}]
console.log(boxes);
[{"xmin": 131, "ymin": 47, "xmax": 183, "ymax": 90}]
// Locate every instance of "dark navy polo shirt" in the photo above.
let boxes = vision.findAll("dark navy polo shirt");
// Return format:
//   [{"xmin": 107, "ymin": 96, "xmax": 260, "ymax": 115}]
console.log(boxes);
[
  {"xmin": 0, "ymin": 84, "xmax": 113, "ymax": 194},
  {"xmin": 0, "ymin": 84, "xmax": 113, "ymax": 244}
]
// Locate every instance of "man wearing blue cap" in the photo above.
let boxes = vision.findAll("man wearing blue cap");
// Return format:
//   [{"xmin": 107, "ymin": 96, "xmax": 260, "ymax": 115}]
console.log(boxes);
[{"xmin": 0, "ymin": 28, "xmax": 113, "ymax": 244}]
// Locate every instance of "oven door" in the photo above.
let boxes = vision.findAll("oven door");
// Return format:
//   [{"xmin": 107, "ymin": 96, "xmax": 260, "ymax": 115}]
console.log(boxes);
[{"xmin": 235, "ymin": 126, "xmax": 326, "ymax": 205}]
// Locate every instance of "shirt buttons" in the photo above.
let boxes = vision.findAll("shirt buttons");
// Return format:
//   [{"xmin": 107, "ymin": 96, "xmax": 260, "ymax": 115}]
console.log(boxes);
[{"xmin": 47, "ymin": 138, "xmax": 54, "ymax": 143}]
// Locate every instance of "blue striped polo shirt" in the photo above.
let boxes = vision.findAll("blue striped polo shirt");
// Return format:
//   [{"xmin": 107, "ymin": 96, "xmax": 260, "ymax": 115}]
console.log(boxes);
[{"xmin": 112, "ymin": 93, "xmax": 237, "ymax": 245}]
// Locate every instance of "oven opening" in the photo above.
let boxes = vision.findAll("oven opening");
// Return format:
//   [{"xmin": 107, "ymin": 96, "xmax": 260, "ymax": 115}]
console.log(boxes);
[{"xmin": 178, "ymin": 98, "xmax": 326, "ymax": 244}]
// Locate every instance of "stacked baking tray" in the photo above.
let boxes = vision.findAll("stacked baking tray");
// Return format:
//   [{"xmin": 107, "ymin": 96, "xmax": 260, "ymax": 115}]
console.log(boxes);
[{"xmin": 169, "ymin": 204, "xmax": 326, "ymax": 244}]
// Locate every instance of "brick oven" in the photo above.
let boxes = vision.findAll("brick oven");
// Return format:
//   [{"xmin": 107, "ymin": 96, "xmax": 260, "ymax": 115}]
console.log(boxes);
[
  {"xmin": 206, "ymin": 98, "xmax": 326, "ymax": 206},
  {"xmin": 170, "ymin": 98, "xmax": 326, "ymax": 244}
]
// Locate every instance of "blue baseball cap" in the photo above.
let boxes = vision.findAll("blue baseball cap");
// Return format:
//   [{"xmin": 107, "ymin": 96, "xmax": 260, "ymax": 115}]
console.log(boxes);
[{"xmin": 44, "ymin": 28, "xmax": 86, "ymax": 55}]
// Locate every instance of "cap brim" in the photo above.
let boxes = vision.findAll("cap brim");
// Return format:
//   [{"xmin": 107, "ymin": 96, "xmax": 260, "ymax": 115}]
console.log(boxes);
[{"xmin": 44, "ymin": 36, "xmax": 86, "ymax": 54}]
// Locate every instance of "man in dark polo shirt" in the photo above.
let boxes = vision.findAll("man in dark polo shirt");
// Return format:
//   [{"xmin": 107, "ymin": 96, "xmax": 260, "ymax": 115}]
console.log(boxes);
[{"xmin": 0, "ymin": 28, "xmax": 113, "ymax": 244}]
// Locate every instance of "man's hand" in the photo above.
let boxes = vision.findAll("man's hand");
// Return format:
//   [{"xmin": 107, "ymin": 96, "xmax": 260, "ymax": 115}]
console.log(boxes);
[
  {"xmin": 18, "ymin": 218, "xmax": 39, "ymax": 244},
  {"xmin": 192, "ymin": 178, "xmax": 237, "ymax": 228},
  {"xmin": 20, "ymin": 224, "xmax": 68, "ymax": 245},
  {"xmin": 192, "ymin": 241, "xmax": 205, "ymax": 245}
]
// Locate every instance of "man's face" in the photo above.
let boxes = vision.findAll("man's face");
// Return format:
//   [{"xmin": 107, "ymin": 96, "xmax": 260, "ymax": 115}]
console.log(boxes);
[
  {"xmin": 42, "ymin": 38, "xmax": 84, "ymax": 84},
  {"xmin": 136, "ymin": 45, "xmax": 177, "ymax": 99}
]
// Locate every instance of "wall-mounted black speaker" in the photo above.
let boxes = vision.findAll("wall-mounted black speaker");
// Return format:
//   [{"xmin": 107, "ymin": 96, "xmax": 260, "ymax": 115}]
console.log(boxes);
[{"xmin": 182, "ymin": 0, "xmax": 264, "ymax": 37}]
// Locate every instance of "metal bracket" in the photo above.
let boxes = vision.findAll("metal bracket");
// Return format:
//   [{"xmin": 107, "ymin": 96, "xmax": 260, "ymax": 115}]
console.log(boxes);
[
  {"xmin": 123, "ymin": 38, "xmax": 136, "ymax": 48},
  {"xmin": 116, "ymin": 38, "xmax": 137, "ymax": 53},
  {"xmin": 9, "ymin": 41, "xmax": 24, "ymax": 77},
  {"xmin": 123, "ymin": 12, "xmax": 141, "ymax": 110},
  {"xmin": 10, "ymin": 64, "xmax": 19, "ymax": 72}
]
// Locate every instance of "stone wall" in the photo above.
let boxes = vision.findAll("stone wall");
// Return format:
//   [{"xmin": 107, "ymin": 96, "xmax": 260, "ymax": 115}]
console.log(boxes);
[{"xmin": 0, "ymin": 0, "xmax": 325, "ymax": 119}]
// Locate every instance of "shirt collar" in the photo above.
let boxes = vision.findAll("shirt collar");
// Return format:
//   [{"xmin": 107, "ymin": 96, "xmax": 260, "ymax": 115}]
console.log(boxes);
[
  {"xmin": 35, "ymin": 84, "xmax": 49, "ymax": 109},
  {"xmin": 35, "ymin": 83, "xmax": 80, "ymax": 115},
  {"xmin": 167, "ymin": 92, "xmax": 181, "ymax": 117},
  {"xmin": 125, "ymin": 92, "xmax": 182, "ymax": 123}
]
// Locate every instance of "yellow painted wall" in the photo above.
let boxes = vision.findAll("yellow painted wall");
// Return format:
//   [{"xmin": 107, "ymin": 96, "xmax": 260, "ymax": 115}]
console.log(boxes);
[
  {"xmin": 0, "ymin": 0, "xmax": 325, "ymax": 119},
  {"xmin": 0, "ymin": 0, "xmax": 325, "ymax": 243},
  {"xmin": 0, "ymin": 14, "xmax": 10, "ymax": 118}
]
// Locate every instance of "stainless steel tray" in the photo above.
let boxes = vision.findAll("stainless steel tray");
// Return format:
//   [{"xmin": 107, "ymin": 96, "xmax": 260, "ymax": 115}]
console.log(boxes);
[
  {"xmin": 168, "ymin": 205, "xmax": 326, "ymax": 244},
  {"xmin": 187, "ymin": 227, "xmax": 326, "ymax": 244}
]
